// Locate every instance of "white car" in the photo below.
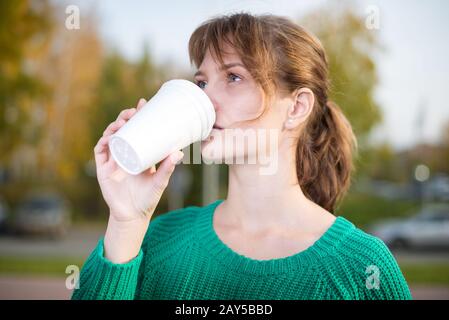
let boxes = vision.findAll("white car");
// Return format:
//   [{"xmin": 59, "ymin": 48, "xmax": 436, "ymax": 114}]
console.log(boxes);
[{"xmin": 369, "ymin": 205, "xmax": 449, "ymax": 249}]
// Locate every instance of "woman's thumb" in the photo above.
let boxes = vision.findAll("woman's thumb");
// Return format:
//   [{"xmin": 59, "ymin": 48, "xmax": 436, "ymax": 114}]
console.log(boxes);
[{"xmin": 151, "ymin": 150, "xmax": 184, "ymax": 191}]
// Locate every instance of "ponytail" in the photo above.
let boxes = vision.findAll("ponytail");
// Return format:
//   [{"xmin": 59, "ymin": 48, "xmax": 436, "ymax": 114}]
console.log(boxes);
[{"xmin": 295, "ymin": 100, "xmax": 357, "ymax": 212}]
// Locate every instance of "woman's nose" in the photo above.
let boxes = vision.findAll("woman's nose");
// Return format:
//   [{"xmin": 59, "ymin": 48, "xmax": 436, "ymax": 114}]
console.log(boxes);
[{"xmin": 204, "ymin": 89, "xmax": 220, "ymax": 113}]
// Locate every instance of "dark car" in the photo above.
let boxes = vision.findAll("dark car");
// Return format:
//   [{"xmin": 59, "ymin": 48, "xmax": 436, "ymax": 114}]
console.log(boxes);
[
  {"xmin": 0, "ymin": 196, "xmax": 10, "ymax": 233},
  {"xmin": 13, "ymin": 191, "xmax": 71, "ymax": 238}
]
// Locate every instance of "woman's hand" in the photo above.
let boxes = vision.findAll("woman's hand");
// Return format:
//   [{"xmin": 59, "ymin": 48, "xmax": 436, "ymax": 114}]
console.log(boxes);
[{"xmin": 94, "ymin": 98, "xmax": 184, "ymax": 223}]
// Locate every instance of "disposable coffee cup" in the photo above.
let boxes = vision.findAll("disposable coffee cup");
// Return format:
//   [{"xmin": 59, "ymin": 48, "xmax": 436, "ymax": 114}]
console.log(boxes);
[{"xmin": 109, "ymin": 79, "xmax": 215, "ymax": 175}]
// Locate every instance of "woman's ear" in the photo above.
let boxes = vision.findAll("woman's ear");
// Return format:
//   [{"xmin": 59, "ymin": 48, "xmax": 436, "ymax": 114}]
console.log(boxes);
[{"xmin": 284, "ymin": 88, "xmax": 315, "ymax": 130}]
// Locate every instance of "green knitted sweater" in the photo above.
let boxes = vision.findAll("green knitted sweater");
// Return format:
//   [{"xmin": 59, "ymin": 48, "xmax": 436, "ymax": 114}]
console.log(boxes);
[{"xmin": 71, "ymin": 199, "xmax": 412, "ymax": 300}]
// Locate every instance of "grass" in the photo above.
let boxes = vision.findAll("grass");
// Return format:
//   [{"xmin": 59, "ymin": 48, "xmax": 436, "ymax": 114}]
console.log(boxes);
[
  {"xmin": 0, "ymin": 256, "xmax": 86, "ymax": 277},
  {"xmin": 337, "ymin": 192, "xmax": 420, "ymax": 229},
  {"xmin": 398, "ymin": 263, "xmax": 449, "ymax": 286}
]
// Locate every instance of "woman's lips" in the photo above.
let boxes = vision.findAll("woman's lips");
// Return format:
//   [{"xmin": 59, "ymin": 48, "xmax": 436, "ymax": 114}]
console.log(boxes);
[{"xmin": 206, "ymin": 125, "xmax": 224, "ymax": 141}]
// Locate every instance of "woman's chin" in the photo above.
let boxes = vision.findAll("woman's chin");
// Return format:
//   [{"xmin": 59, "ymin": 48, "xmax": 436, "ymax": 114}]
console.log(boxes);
[
  {"xmin": 202, "ymin": 138, "xmax": 255, "ymax": 163},
  {"xmin": 200, "ymin": 141, "xmax": 222, "ymax": 162}
]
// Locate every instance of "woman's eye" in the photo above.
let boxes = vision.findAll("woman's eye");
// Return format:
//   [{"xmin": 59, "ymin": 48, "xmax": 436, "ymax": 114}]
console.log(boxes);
[
  {"xmin": 195, "ymin": 74, "xmax": 240, "ymax": 89},
  {"xmin": 196, "ymin": 80, "xmax": 207, "ymax": 89},
  {"xmin": 228, "ymin": 73, "xmax": 242, "ymax": 83}
]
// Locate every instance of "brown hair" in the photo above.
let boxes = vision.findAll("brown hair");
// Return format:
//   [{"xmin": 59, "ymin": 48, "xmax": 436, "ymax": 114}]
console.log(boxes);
[{"xmin": 189, "ymin": 13, "xmax": 357, "ymax": 212}]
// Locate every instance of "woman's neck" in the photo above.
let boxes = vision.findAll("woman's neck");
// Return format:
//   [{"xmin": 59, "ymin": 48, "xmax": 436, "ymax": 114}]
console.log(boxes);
[{"xmin": 218, "ymin": 144, "xmax": 333, "ymax": 234}]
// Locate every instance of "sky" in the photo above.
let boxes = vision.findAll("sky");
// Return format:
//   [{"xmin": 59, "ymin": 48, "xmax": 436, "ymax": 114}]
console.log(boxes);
[{"xmin": 74, "ymin": 0, "xmax": 449, "ymax": 150}]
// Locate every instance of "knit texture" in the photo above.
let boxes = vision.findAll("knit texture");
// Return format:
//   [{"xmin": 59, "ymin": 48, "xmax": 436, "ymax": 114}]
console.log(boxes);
[{"xmin": 72, "ymin": 199, "xmax": 412, "ymax": 300}]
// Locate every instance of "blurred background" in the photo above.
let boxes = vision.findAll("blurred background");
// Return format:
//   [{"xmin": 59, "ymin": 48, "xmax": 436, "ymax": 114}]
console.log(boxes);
[{"xmin": 0, "ymin": 0, "xmax": 448, "ymax": 299}]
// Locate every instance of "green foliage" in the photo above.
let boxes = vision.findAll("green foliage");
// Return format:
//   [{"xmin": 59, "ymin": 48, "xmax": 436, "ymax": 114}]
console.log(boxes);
[
  {"xmin": 336, "ymin": 192, "xmax": 419, "ymax": 228},
  {"xmin": 0, "ymin": 0, "xmax": 54, "ymax": 156},
  {"xmin": 301, "ymin": 3, "xmax": 382, "ymax": 138},
  {"xmin": 92, "ymin": 43, "xmax": 168, "ymax": 140}
]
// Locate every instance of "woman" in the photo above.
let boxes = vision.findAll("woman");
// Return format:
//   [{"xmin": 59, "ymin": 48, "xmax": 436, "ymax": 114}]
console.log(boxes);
[{"xmin": 72, "ymin": 13, "xmax": 412, "ymax": 300}]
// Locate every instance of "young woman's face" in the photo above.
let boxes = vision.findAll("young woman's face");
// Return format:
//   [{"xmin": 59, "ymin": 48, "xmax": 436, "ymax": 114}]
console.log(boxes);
[{"xmin": 195, "ymin": 44, "xmax": 290, "ymax": 164}]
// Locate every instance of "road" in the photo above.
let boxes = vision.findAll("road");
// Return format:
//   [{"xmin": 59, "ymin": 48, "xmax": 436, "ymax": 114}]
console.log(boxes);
[
  {"xmin": 1, "ymin": 276, "xmax": 448, "ymax": 300},
  {"xmin": 0, "ymin": 224, "xmax": 104, "ymax": 259}
]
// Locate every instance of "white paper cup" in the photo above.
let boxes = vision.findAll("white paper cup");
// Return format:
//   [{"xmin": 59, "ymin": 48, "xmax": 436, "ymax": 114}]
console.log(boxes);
[{"xmin": 109, "ymin": 79, "xmax": 215, "ymax": 175}]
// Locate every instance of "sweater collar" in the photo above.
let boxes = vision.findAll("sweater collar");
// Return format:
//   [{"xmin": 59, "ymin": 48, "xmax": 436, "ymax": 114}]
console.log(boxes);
[{"xmin": 194, "ymin": 199, "xmax": 355, "ymax": 275}]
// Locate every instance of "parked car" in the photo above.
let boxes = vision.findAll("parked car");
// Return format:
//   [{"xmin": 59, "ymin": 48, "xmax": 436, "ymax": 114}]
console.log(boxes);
[
  {"xmin": 0, "ymin": 196, "xmax": 10, "ymax": 233},
  {"xmin": 13, "ymin": 191, "xmax": 71, "ymax": 238},
  {"xmin": 424, "ymin": 175, "xmax": 449, "ymax": 201},
  {"xmin": 369, "ymin": 204, "xmax": 449, "ymax": 250}
]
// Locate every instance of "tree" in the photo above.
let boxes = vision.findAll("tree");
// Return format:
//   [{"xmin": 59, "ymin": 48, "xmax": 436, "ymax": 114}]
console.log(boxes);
[
  {"xmin": 300, "ymin": 2, "xmax": 383, "ymax": 139},
  {"xmin": 0, "ymin": 0, "xmax": 53, "ymax": 160},
  {"xmin": 87, "ymin": 44, "xmax": 172, "ymax": 216},
  {"xmin": 436, "ymin": 120, "xmax": 449, "ymax": 173},
  {"xmin": 27, "ymin": 10, "xmax": 103, "ymax": 184}
]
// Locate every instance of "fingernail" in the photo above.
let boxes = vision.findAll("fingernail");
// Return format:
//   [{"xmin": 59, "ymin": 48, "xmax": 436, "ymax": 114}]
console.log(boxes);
[
  {"xmin": 138, "ymin": 98, "xmax": 146, "ymax": 104},
  {"xmin": 176, "ymin": 151, "xmax": 184, "ymax": 163}
]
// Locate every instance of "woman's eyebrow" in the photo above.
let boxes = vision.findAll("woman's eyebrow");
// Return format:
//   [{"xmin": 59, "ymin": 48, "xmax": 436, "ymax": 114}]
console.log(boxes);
[
  {"xmin": 194, "ymin": 62, "xmax": 246, "ymax": 77},
  {"xmin": 220, "ymin": 62, "xmax": 246, "ymax": 70}
]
